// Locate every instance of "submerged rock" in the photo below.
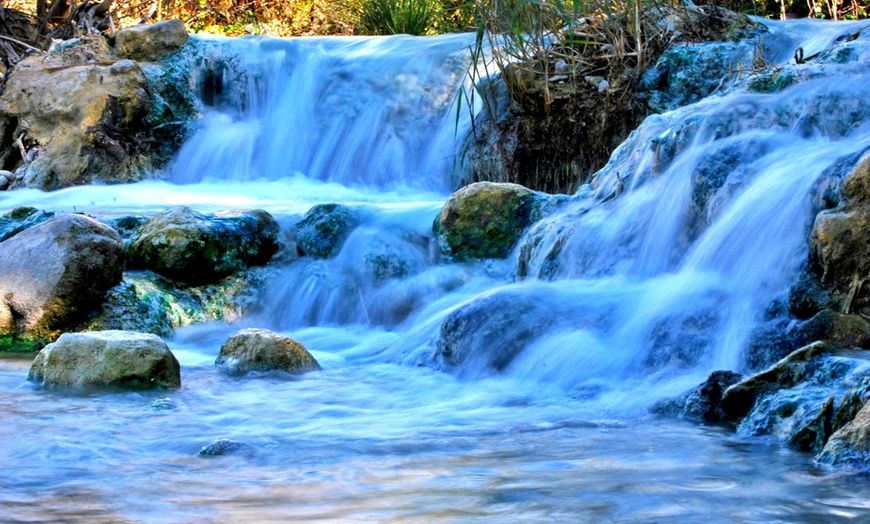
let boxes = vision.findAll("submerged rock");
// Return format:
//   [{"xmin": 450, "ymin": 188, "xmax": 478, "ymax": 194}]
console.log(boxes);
[
  {"xmin": 198, "ymin": 438, "xmax": 247, "ymax": 457},
  {"xmin": 128, "ymin": 207, "xmax": 280, "ymax": 285},
  {"xmin": 27, "ymin": 330, "xmax": 181, "ymax": 389},
  {"xmin": 0, "ymin": 214, "xmax": 124, "ymax": 346},
  {"xmin": 216, "ymin": 328, "xmax": 320, "ymax": 376},
  {"xmin": 435, "ymin": 182, "xmax": 540, "ymax": 260},
  {"xmin": 114, "ymin": 19, "xmax": 189, "ymax": 62},
  {"xmin": 295, "ymin": 203, "xmax": 359, "ymax": 259}
]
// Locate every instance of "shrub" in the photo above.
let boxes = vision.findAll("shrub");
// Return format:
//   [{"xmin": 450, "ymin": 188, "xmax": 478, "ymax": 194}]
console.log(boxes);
[{"xmin": 359, "ymin": 0, "xmax": 442, "ymax": 35}]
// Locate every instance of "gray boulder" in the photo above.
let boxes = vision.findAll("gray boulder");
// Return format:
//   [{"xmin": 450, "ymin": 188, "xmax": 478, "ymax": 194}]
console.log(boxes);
[
  {"xmin": 216, "ymin": 328, "xmax": 320, "ymax": 375},
  {"xmin": 114, "ymin": 19, "xmax": 190, "ymax": 62},
  {"xmin": 0, "ymin": 214, "xmax": 124, "ymax": 345},
  {"xmin": 128, "ymin": 207, "xmax": 279, "ymax": 285},
  {"xmin": 27, "ymin": 330, "xmax": 181, "ymax": 389}
]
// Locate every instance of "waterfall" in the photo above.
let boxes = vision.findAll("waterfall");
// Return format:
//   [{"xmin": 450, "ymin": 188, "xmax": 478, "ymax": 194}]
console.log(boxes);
[{"xmin": 169, "ymin": 33, "xmax": 476, "ymax": 191}]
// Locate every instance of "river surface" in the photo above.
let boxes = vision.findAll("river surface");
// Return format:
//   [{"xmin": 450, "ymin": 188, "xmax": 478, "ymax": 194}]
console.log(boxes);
[{"xmin": 4, "ymin": 17, "xmax": 870, "ymax": 523}]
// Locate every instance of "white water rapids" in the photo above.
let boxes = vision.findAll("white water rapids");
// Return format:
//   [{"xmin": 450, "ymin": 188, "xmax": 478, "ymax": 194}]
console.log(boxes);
[{"xmin": 3, "ymin": 18, "xmax": 870, "ymax": 522}]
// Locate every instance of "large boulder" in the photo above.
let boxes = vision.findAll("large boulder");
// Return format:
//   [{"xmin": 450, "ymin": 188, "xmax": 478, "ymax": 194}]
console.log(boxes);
[
  {"xmin": 0, "ymin": 214, "xmax": 124, "ymax": 345},
  {"xmin": 435, "ymin": 182, "xmax": 540, "ymax": 260},
  {"xmin": 114, "ymin": 19, "xmax": 189, "ymax": 62},
  {"xmin": 295, "ymin": 203, "xmax": 359, "ymax": 259},
  {"xmin": 128, "ymin": 207, "xmax": 280, "ymax": 285},
  {"xmin": 27, "ymin": 330, "xmax": 181, "ymax": 389},
  {"xmin": 215, "ymin": 328, "xmax": 320, "ymax": 375},
  {"xmin": 0, "ymin": 36, "xmax": 154, "ymax": 190},
  {"xmin": 655, "ymin": 370, "xmax": 744, "ymax": 423}
]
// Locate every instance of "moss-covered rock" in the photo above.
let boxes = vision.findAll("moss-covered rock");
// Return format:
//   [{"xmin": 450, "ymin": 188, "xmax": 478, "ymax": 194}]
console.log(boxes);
[
  {"xmin": 295, "ymin": 203, "xmax": 359, "ymax": 259},
  {"xmin": 0, "ymin": 214, "xmax": 124, "ymax": 345},
  {"xmin": 216, "ymin": 328, "xmax": 320, "ymax": 376},
  {"xmin": 435, "ymin": 182, "xmax": 540, "ymax": 260},
  {"xmin": 27, "ymin": 330, "xmax": 181, "ymax": 390},
  {"xmin": 128, "ymin": 207, "xmax": 279, "ymax": 285},
  {"xmin": 86, "ymin": 268, "xmax": 275, "ymax": 336}
]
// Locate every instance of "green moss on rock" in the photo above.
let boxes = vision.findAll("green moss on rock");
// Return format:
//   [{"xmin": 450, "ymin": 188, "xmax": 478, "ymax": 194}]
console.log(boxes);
[{"xmin": 435, "ymin": 182, "xmax": 539, "ymax": 260}]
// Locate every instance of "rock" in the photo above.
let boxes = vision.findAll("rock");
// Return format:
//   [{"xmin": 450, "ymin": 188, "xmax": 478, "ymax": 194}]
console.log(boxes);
[
  {"xmin": 808, "ymin": 151, "xmax": 870, "ymax": 316},
  {"xmin": 682, "ymin": 370, "xmax": 744, "ymax": 423},
  {"xmin": 788, "ymin": 396, "xmax": 835, "ymax": 452},
  {"xmin": 817, "ymin": 401, "xmax": 870, "ymax": 468},
  {"xmin": 721, "ymin": 341, "xmax": 835, "ymax": 420},
  {"xmin": 128, "ymin": 207, "xmax": 279, "ymax": 285},
  {"xmin": 436, "ymin": 285, "xmax": 579, "ymax": 372},
  {"xmin": 733, "ymin": 352, "xmax": 870, "ymax": 453},
  {"xmin": 0, "ymin": 207, "xmax": 54, "ymax": 242},
  {"xmin": 744, "ymin": 309, "xmax": 870, "ymax": 369},
  {"xmin": 216, "ymin": 328, "xmax": 320, "ymax": 376},
  {"xmin": 27, "ymin": 330, "xmax": 181, "ymax": 389},
  {"xmin": 0, "ymin": 214, "xmax": 124, "ymax": 344},
  {"xmin": 295, "ymin": 204, "xmax": 359, "ymax": 259},
  {"xmin": 86, "ymin": 268, "xmax": 275, "ymax": 335},
  {"xmin": 0, "ymin": 36, "xmax": 154, "ymax": 190},
  {"xmin": 435, "ymin": 182, "xmax": 540, "ymax": 260},
  {"xmin": 198, "ymin": 438, "xmax": 247, "ymax": 457},
  {"xmin": 114, "ymin": 19, "xmax": 190, "ymax": 62}
]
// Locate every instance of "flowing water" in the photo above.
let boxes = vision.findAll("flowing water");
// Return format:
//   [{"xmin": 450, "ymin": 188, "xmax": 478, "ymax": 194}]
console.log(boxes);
[{"xmin": 3, "ymin": 19, "xmax": 870, "ymax": 522}]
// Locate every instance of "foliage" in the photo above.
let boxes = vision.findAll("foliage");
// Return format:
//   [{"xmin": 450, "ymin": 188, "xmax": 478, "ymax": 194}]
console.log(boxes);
[{"xmin": 359, "ymin": 0, "xmax": 442, "ymax": 35}]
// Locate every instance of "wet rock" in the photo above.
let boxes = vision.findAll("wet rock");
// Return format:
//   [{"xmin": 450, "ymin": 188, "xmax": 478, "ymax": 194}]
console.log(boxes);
[
  {"xmin": 0, "ymin": 36, "xmax": 154, "ymax": 190},
  {"xmin": 436, "ymin": 285, "xmax": 579, "ymax": 373},
  {"xmin": 808, "ymin": 151, "xmax": 870, "ymax": 316},
  {"xmin": 27, "ymin": 330, "xmax": 181, "ymax": 389},
  {"xmin": 817, "ymin": 401, "xmax": 870, "ymax": 468},
  {"xmin": 788, "ymin": 274, "xmax": 838, "ymax": 320},
  {"xmin": 216, "ymin": 328, "xmax": 320, "ymax": 376},
  {"xmin": 721, "ymin": 341, "xmax": 836, "ymax": 420},
  {"xmin": 0, "ymin": 207, "xmax": 54, "ymax": 242},
  {"xmin": 0, "ymin": 214, "xmax": 124, "ymax": 345},
  {"xmin": 744, "ymin": 309, "xmax": 870, "ymax": 369},
  {"xmin": 788, "ymin": 396, "xmax": 835, "ymax": 452},
  {"xmin": 435, "ymin": 182, "xmax": 540, "ymax": 260},
  {"xmin": 149, "ymin": 397, "xmax": 177, "ymax": 410},
  {"xmin": 198, "ymin": 438, "xmax": 247, "ymax": 457},
  {"xmin": 103, "ymin": 215, "xmax": 147, "ymax": 243},
  {"xmin": 87, "ymin": 268, "xmax": 275, "ymax": 336},
  {"xmin": 733, "ymin": 352, "xmax": 870, "ymax": 453},
  {"xmin": 682, "ymin": 370, "xmax": 744, "ymax": 423},
  {"xmin": 114, "ymin": 19, "xmax": 190, "ymax": 62},
  {"xmin": 85, "ymin": 279, "xmax": 174, "ymax": 337},
  {"xmin": 295, "ymin": 203, "xmax": 359, "ymax": 259},
  {"xmin": 128, "ymin": 207, "xmax": 279, "ymax": 285}
]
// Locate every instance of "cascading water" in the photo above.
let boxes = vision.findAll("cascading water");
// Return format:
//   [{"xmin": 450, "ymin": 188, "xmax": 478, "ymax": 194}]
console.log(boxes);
[{"xmin": 4, "ymin": 18, "xmax": 870, "ymax": 522}]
